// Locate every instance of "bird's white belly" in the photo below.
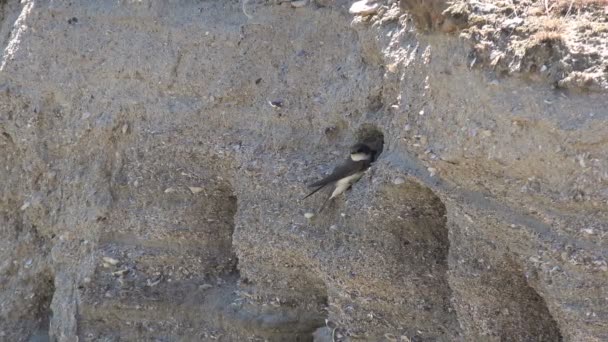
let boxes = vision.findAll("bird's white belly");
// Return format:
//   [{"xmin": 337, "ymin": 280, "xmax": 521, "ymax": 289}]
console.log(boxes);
[{"xmin": 330, "ymin": 172, "xmax": 364, "ymax": 199}]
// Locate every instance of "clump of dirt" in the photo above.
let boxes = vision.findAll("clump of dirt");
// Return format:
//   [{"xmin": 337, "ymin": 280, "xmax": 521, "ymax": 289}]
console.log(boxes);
[
  {"xmin": 399, "ymin": 0, "xmax": 467, "ymax": 32},
  {"xmin": 444, "ymin": 0, "xmax": 608, "ymax": 91},
  {"xmin": 399, "ymin": 0, "xmax": 470, "ymax": 32}
]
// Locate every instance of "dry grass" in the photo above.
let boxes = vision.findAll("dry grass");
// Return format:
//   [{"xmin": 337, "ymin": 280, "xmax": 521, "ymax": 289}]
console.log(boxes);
[
  {"xmin": 551, "ymin": 0, "xmax": 608, "ymax": 15},
  {"xmin": 541, "ymin": 17, "xmax": 566, "ymax": 31},
  {"xmin": 530, "ymin": 15, "xmax": 566, "ymax": 44},
  {"xmin": 529, "ymin": 0, "xmax": 607, "ymax": 44},
  {"xmin": 532, "ymin": 30, "xmax": 565, "ymax": 43},
  {"xmin": 593, "ymin": 22, "xmax": 608, "ymax": 32}
]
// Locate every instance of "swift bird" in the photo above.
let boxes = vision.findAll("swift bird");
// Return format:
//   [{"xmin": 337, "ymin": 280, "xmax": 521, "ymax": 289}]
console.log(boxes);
[{"xmin": 303, "ymin": 143, "xmax": 375, "ymax": 212}]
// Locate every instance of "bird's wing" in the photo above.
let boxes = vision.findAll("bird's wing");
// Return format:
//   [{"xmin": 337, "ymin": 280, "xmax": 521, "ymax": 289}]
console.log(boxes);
[
  {"xmin": 308, "ymin": 159, "xmax": 369, "ymax": 188},
  {"xmin": 307, "ymin": 160, "xmax": 370, "ymax": 209}
]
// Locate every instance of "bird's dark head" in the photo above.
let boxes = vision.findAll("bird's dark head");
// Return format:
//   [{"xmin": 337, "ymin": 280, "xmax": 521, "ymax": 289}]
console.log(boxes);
[{"xmin": 350, "ymin": 143, "xmax": 372, "ymax": 161}]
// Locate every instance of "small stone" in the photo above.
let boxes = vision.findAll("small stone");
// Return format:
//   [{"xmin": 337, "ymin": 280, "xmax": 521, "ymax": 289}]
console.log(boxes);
[
  {"xmin": 164, "ymin": 187, "xmax": 176, "ymax": 193},
  {"xmin": 147, "ymin": 277, "xmax": 161, "ymax": 287},
  {"xmin": 304, "ymin": 212, "xmax": 315, "ymax": 219},
  {"xmin": 384, "ymin": 334, "xmax": 398, "ymax": 342},
  {"xmin": 199, "ymin": 284, "xmax": 213, "ymax": 290},
  {"xmin": 529, "ymin": 256, "xmax": 540, "ymax": 263},
  {"xmin": 582, "ymin": 228, "xmax": 594, "ymax": 235},
  {"xmin": 121, "ymin": 123, "xmax": 129, "ymax": 134},
  {"xmin": 112, "ymin": 268, "xmax": 129, "ymax": 276},
  {"xmin": 324, "ymin": 125, "xmax": 338, "ymax": 135},
  {"xmin": 349, "ymin": 0, "xmax": 379, "ymax": 15},
  {"xmin": 577, "ymin": 155, "xmax": 586, "ymax": 168},
  {"xmin": 291, "ymin": 0, "xmax": 308, "ymax": 7},
  {"xmin": 83, "ymin": 277, "xmax": 91, "ymax": 283},
  {"xmin": 20, "ymin": 201, "xmax": 30, "ymax": 211},
  {"xmin": 427, "ymin": 167, "xmax": 437, "ymax": 177},
  {"xmin": 102, "ymin": 257, "xmax": 119, "ymax": 265},
  {"xmin": 188, "ymin": 186, "xmax": 204, "ymax": 194},
  {"xmin": 503, "ymin": 17, "xmax": 523, "ymax": 29},
  {"xmin": 392, "ymin": 177, "xmax": 405, "ymax": 185}
]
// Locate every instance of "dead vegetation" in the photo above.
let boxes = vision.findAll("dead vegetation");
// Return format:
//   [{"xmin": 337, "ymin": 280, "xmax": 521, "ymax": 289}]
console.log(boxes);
[
  {"xmin": 438, "ymin": 0, "xmax": 608, "ymax": 90},
  {"xmin": 532, "ymin": 30, "xmax": 565, "ymax": 43},
  {"xmin": 532, "ymin": 16, "xmax": 566, "ymax": 43},
  {"xmin": 549, "ymin": 0, "xmax": 608, "ymax": 15}
]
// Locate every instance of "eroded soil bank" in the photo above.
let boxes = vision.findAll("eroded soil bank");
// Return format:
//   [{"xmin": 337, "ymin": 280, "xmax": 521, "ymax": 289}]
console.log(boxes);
[{"xmin": 0, "ymin": 1, "xmax": 606, "ymax": 341}]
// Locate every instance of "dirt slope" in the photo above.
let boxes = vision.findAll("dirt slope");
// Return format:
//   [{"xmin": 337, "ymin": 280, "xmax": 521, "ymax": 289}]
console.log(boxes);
[{"xmin": 0, "ymin": 0, "xmax": 607, "ymax": 341}]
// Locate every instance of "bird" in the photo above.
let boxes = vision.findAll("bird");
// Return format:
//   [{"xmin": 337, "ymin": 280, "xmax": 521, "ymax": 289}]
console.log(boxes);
[
  {"xmin": 303, "ymin": 142, "xmax": 376, "ymax": 212},
  {"xmin": 359, "ymin": 135, "xmax": 384, "ymax": 162}
]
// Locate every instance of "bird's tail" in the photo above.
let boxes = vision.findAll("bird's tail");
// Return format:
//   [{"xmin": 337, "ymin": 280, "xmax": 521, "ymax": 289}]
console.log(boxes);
[
  {"xmin": 301, "ymin": 184, "xmax": 327, "ymax": 200},
  {"xmin": 317, "ymin": 193, "xmax": 333, "ymax": 213}
]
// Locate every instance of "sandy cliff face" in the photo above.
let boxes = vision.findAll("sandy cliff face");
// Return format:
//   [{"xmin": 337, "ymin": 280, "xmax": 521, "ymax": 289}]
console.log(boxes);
[{"xmin": 0, "ymin": 0, "xmax": 606, "ymax": 341}]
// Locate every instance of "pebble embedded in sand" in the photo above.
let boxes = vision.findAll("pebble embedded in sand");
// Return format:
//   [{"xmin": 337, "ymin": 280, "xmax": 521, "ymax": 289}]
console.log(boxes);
[
  {"xmin": 188, "ymin": 186, "xmax": 204, "ymax": 194},
  {"xmin": 112, "ymin": 268, "xmax": 129, "ymax": 276},
  {"xmin": 102, "ymin": 256, "xmax": 119, "ymax": 265},
  {"xmin": 304, "ymin": 212, "xmax": 315, "ymax": 219},
  {"xmin": 291, "ymin": 0, "xmax": 308, "ymax": 8},
  {"xmin": 20, "ymin": 201, "xmax": 30, "ymax": 211},
  {"xmin": 392, "ymin": 177, "xmax": 405, "ymax": 185},
  {"xmin": 147, "ymin": 278, "xmax": 161, "ymax": 287},
  {"xmin": 582, "ymin": 228, "xmax": 594, "ymax": 235},
  {"xmin": 199, "ymin": 284, "xmax": 213, "ymax": 290},
  {"xmin": 349, "ymin": 0, "xmax": 379, "ymax": 15}
]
